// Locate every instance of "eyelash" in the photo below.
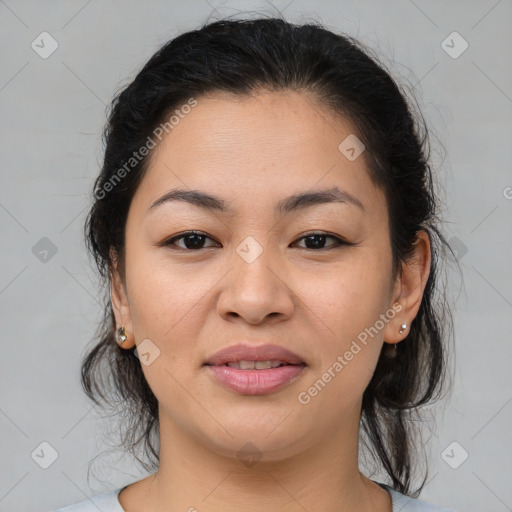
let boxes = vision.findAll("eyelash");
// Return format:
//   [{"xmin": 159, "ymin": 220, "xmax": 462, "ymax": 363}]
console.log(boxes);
[{"xmin": 162, "ymin": 230, "xmax": 351, "ymax": 251}]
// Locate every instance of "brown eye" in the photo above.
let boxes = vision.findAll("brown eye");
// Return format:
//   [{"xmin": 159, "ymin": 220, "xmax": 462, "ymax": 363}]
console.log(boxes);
[
  {"xmin": 164, "ymin": 231, "xmax": 219, "ymax": 250},
  {"xmin": 293, "ymin": 232, "xmax": 349, "ymax": 250},
  {"xmin": 162, "ymin": 231, "xmax": 350, "ymax": 252}
]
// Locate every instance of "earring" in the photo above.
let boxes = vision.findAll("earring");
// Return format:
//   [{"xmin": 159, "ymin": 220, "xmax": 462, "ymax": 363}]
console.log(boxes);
[
  {"xmin": 399, "ymin": 323, "xmax": 407, "ymax": 335},
  {"xmin": 116, "ymin": 326, "xmax": 127, "ymax": 344}
]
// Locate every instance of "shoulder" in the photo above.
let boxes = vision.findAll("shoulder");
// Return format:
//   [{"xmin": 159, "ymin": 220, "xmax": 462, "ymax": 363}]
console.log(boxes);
[
  {"xmin": 380, "ymin": 483, "xmax": 456, "ymax": 512},
  {"xmin": 48, "ymin": 482, "xmax": 457, "ymax": 512},
  {"xmin": 46, "ymin": 488, "xmax": 125, "ymax": 512}
]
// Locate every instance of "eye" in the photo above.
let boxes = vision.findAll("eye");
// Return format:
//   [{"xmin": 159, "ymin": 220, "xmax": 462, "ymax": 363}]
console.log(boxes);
[
  {"xmin": 292, "ymin": 231, "xmax": 349, "ymax": 250},
  {"xmin": 162, "ymin": 231, "xmax": 219, "ymax": 250},
  {"xmin": 161, "ymin": 230, "xmax": 350, "ymax": 251}
]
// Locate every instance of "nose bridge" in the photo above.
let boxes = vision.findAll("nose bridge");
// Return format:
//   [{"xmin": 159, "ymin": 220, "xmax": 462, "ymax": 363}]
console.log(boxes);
[
  {"xmin": 217, "ymin": 233, "xmax": 294, "ymax": 323},
  {"xmin": 233, "ymin": 233, "xmax": 282, "ymax": 296}
]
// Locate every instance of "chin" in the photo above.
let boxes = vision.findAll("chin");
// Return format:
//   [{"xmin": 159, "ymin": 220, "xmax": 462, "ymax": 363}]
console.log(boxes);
[{"xmin": 191, "ymin": 414, "xmax": 310, "ymax": 464}]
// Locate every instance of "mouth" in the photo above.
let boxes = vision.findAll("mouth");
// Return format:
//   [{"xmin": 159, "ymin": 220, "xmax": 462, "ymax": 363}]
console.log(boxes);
[
  {"xmin": 206, "ymin": 360, "xmax": 304, "ymax": 370},
  {"xmin": 203, "ymin": 342, "xmax": 306, "ymax": 367},
  {"xmin": 203, "ymin": 343, "xmax": 307, "ymax": 395}
]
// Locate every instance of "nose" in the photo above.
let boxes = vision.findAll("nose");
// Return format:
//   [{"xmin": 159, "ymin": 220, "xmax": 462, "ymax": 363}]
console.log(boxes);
[{"xmin": 216, "ymin": 242, "xmax": 295, "ymax": 326}]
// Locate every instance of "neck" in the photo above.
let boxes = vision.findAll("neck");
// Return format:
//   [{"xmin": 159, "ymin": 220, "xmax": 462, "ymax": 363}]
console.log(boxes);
[{"xmin": 125, "ymin": 404, "xmax": 391, "ymax": 512}]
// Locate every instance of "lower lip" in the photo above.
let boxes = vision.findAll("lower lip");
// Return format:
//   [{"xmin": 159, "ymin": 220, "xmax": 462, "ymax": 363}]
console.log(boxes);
[{"xmin": 205, "ymin": 364, "xmax": 306, "ymax": 395}]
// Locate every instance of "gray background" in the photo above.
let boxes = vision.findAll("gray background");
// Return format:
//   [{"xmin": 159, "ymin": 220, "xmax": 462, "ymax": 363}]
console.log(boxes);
[{"xmin": 1, "ymin": 1, "xmax": 511, "ymax": 511}]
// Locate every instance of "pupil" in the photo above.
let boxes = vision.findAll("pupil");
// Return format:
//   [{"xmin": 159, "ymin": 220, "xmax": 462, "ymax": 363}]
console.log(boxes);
[
  {"xmin": 182, "ymin": 234, "xmax": 328, "ymax": 250},
  {"xmin": 185, "ymin": 234, "xmax": 204, "ymax": 249},
  {"xmin": 306, "ymin": 235, "xmax": 325, "ymax": 249}
]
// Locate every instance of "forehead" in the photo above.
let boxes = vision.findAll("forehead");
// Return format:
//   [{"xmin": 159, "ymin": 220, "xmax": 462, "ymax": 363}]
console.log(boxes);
[{"xmin": 130, "ymin": 90, "xmax": 387, "ymax": 222}]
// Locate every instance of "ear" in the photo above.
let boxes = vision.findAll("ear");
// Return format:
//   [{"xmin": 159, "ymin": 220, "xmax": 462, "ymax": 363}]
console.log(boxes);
[
  {"xmin": 109, "ymin": 247, "xmax": 135, "ymax": 349},
  {"xmin": 383, "ymin": 230, "xmax": 431, "ymax": 344}
]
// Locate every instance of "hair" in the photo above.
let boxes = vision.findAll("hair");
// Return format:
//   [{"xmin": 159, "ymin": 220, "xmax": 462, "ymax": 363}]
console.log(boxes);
[{"xmin": 81, "ymin": 14, "xmax": 454, "ymax": 496}]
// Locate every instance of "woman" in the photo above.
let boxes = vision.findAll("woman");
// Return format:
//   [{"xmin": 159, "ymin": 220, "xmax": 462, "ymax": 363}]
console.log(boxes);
[{"xmin": 51, "ymin": 16, "xmax": 455, "ymax": 512}]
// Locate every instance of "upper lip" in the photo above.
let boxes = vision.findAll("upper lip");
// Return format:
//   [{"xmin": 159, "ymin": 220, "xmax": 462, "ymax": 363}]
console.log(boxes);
[{"xmin": 204, "ymin": 343, "xmax": 306, "ymax": 366}]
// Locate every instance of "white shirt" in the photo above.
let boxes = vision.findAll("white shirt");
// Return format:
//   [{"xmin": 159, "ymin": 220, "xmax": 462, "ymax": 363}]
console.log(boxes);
[{"xmin": 48, "ymin": 481, "xmax": 456, "ymax": 511}]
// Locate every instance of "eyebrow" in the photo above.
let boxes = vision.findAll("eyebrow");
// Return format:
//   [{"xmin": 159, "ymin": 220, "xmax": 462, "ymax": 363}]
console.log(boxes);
[{"xmin": 147, "ymin": 186, "xmax": 366, "ymax": 216}]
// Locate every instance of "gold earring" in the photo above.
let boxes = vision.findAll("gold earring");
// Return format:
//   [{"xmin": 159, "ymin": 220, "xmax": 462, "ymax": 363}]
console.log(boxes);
[
  {"xmin": 116, "ymin": 326, "xmax": 127, "ymax": 344},
  {"xmin": 399, "ymin": 323, "xmax": 407, "ymax": 335}
]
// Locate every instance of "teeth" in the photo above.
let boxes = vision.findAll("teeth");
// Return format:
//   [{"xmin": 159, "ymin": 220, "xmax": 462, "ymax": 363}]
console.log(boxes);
[
  {"xmin": 226, "ymin": 360, "xmax": 287, "ymax": 370},
  {"xmin": 255, "ymin": 361, "xmax": 269, "ymax": 370}
]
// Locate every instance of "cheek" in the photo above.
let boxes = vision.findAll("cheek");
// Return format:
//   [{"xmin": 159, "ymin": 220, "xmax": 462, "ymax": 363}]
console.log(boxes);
[
  {"xmin": 125, "ymin": 247, "xmax": 230, "ymax": 387},
  {"xmin": 298, "ymin": 275, "xmax": 387, "ymax": 419},
  {"xmin": 124, "ymin": 252, "xmax": 211, "ymax": 409},
  {"xmin": 301, "ymin": 251, "xmax": 392, "ymax": 386},
  {"xmin": 304, "ymin": 253, "xmax": 390, "ymax": 338},
  {"xmin": 124, "ymin": 241, "xmax": 204, "ymax": 344}
]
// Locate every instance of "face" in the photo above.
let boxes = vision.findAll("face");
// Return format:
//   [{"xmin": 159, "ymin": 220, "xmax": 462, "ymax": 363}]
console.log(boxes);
[{"xmin": 112, "ymin": 89, "xmax": 409, "ymax": 462}]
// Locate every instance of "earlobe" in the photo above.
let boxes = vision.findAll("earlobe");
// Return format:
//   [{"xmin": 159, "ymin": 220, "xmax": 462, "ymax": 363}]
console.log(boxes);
[{"xmin": 109, "ymin": 247, "xmax": 135, "ymax": 349}]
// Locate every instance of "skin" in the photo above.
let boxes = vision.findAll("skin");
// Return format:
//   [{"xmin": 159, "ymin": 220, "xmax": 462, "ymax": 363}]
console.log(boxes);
[{"xmin": 110, "ymin": 89, "xmax": 431, "ymax": 512}]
